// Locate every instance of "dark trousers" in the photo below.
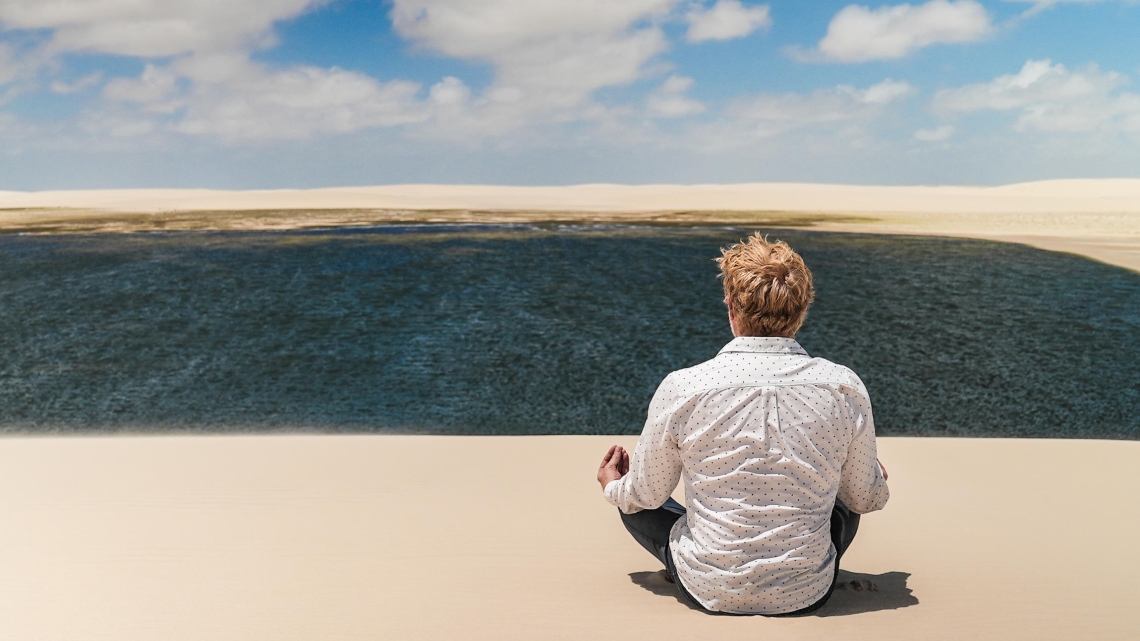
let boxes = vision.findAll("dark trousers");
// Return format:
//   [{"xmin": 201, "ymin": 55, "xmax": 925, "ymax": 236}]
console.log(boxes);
[{"xmin": 619, "ymin": 497, "xmax": 859, "ymax": 616}]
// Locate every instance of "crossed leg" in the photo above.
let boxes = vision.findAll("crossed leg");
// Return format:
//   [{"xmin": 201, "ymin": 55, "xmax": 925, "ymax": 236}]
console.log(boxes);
[{"xmin": 619, "ymin": 498, "xmax": 860, "ymax": 616}]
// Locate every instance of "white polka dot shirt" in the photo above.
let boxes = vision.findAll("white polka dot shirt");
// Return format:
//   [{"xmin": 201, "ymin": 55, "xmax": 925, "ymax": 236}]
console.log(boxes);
[{"xmin": 605, "ymin": 337, "xmax": 890, "ymax": 614}]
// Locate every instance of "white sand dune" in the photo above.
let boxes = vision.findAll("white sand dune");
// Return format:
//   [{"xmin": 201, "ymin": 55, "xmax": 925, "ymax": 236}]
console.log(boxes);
[
  {"xmin": 4, "ymin": 179, "xmax": 1140, "ymax": 213},
  {"xmin": 0, "ymin": 434, "xmax": 1136, "ymax": 641},
  {"xmin": 2, "ymin": 180, "xmax": 1139, "ymax": 271}
]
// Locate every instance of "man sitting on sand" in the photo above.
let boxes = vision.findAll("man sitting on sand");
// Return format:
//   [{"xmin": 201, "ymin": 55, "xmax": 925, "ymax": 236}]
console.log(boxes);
[{"xmin": 597, "ymin": 233, "xmax": 889, "ymax": 616}]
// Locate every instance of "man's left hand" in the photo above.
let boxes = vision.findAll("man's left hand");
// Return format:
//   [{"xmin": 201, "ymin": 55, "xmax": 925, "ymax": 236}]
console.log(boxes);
[{"xmin": 597, "ymin": 445, "xmax": 630, "ymax": 490}]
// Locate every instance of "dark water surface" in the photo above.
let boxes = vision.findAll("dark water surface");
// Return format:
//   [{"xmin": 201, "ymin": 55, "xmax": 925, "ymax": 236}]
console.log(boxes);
[{"xmin": 1, "ymin": 225, "xmax": 1137, "ymax": 438}]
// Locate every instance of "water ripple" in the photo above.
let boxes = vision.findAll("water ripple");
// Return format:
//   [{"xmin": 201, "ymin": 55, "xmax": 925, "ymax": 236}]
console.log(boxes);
[{"xmin": 0, "ymin": 226, "xmax": 1136, "ymax": 438}]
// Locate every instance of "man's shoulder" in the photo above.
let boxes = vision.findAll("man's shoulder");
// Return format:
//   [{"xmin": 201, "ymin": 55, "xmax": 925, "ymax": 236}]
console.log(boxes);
[
  {"xmin": 661, "ymin": 355, "xmax": 723, "ymax": 388},
  {"xmin": 663, "ymin": 351, "xmax": 868, "ymax": 395},
  {"xmin": 802, "ymin": 355, "xmax": 866, "ymax": 390}
]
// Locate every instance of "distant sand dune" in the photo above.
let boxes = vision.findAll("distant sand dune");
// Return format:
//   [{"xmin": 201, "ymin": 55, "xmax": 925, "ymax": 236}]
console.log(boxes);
[
  {"xmin": 2, "ymin": 180, "xmax": 1138, "ymax": 271},
  {"xmin": 4, "ymin": 180, "xmax": 1140, "ymax": 213}
]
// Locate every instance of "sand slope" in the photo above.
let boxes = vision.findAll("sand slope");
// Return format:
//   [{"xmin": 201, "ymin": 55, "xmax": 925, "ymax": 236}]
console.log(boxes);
[{"xmin": 1, "ymin": 434, "xmax": 1136, "ymax": 641}]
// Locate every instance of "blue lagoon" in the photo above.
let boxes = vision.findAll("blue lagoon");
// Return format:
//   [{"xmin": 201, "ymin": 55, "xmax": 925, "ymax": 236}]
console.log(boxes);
[{"xmin": 1, "ymin": 225, "xmax": 1137, "ymax": 438}]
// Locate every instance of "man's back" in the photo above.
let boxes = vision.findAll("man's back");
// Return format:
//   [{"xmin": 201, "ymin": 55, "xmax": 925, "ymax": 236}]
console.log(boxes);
[{"xmin": 605, "ymin": 336, "xmax": 889, "ymax": 614}]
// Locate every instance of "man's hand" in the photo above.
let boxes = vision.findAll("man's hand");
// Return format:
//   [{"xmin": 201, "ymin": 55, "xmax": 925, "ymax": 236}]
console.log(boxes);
[
  {"xmin": 597, "ymin": 445, "xmax": 630, "ymax": 491},
  {"xmin": 878, "ymin": 458, "xmax": 889, "ymax": 481}
]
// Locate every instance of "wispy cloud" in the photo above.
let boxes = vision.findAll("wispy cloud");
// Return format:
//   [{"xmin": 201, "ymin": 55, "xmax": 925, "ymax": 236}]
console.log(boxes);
[
  {"xmin": 789, "ymin": 0, "xmax": 991, "ymax": 63},
  {"xmin": 914, "ymin": 125, "xmax": 954, "ymax": 141},
  {"xmin": 932, "ymin": 59, "xmax": 1140, "ymax": 133},
  {"xmin": 49, "ymin": 71, "xmax": 102, "ymax": 95},
  {"xmin": 685, "ymin": 1, "xmax": 771, "ymax": 43},
  {"xmin": 646, "ymin": 75, "xmax": 705, "ymax": 117},
  {"xmin": 715, "ymin": 79, "xmax": 915, "ymax": 142}
]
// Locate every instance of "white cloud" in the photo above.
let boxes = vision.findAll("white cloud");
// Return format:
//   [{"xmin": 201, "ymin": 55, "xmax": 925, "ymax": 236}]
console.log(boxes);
[
  {"xmin": 802, "ymin": 0, "xmax": 991, "ymax": 63},
  {"xmin": 0, "ymin": 109, "xmax": 42, "ymax": 154},
  {"xmin": 388, "ymin": 0, "xmax": 675, "ymax": 58},
  {"xmin": 1006, "ymin": 1, "xmax": 1140, "ymax": 23},
  {"xmin": 0, "ymin": 41, "xmax": 52, "ymax": 90},
  {"xmin": 0, "ymin": 44, "xmax": 17, "ymax": 87},
  {"xmin": 98, "ymin": 57, "xmax": 427, "ymax": 141},
  {"xmin": 79, "ymin": 109, "xmax": 159, "ymax": 139},
  {"xmin": 103, "ymin": 64, "xmax": 181, "ymax": 112},
  {"xmin": 0, "ymin": 43, "xmax": 15, "ymax": 85},
  {"xmin": 686, "ymin": 0, "xmax": 771, "ymax": 43},
  {"xmin": 0, "ymin": 109, "xmax": 19, "ymax": 133},
  {"xmin": 0, "ymin": 0, "xmax": 440, "ymax": 143},
  {"xmin": 932, "ymin": 59, "xmax": 1120, "ymax": 112},
  {"xmin": 49, "ymin": 71, "xmax": 102, "ymax": 94},
  {"xmin": 859, "ymin": 78, "xmax": 915, "ymax": 104},
  {"xmin": 178, "ymin": 68, "xmax": 425, "ymax": 141},
  {"xmin": 1004, "ymin": 0, "xmax": 1120, "ymax": 11},
  {"xmin": 646, "ymin": 75, "xmax": 704, "ymax": 117},
  {"xmin": 429, "ymin": 76, "xmax": 471, "ymax": 106},
  {"xmin": 0, "ymin": 0, "xmax": 701, "ymax": 143},
  {"xmin": 0, "ymin": 0, "xmax": 325, "ymax": 57},
  {"xmin": 725, "ymin": 78, "xmax": 914, "ymax": 138},
  {"xmin": 0, "ymin": 0, "xmax": 482, "ymax": 142},
  {"xmin": 914, "ymin": 124, "xmax": 954, "ymax": 140},
  {"xmin": 389, "ymin": 0, "xmax": 678, "ymax": 109},
  {"xmin": 0, "ymin": 0, "xmax": 429, "ymax": 142},
  {"xmin": 931, "ymin": 59, "xmax": 1140, "ymax": 133}
]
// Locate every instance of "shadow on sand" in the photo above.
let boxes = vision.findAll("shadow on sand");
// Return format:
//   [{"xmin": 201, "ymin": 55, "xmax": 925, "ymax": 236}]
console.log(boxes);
[
  {"xmin": 628, "ymin": 570, "xmax": 703, "ymax": 611},
  {"xmin": 628, "ymin": 569, "xmax": 918, "ymax": 616},
  {"xmin": 817, "ymin": 570, "xmax": 918, "ymax": 616}
]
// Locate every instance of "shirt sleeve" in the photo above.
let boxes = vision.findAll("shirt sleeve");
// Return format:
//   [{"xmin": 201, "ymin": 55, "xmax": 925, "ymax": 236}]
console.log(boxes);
[
  {"xmin": 836, "ymin": 377, "xmax": 890, "ymax": 514},
  {"xmin": 604, "ymin": 374, "xmax": 686, "ymax": 514}
]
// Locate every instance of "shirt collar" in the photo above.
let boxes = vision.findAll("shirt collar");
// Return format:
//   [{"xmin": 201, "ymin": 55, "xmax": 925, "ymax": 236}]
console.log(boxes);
[{"xmin": 718, "ymin": 336, "xmax": 808, "ymax": 356}]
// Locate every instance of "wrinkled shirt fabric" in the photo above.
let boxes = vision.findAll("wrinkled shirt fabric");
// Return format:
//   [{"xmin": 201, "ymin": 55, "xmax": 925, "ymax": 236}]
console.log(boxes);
[{"xmin": 605, "ymin": 337, "xmax": 889, "ymax": 614}]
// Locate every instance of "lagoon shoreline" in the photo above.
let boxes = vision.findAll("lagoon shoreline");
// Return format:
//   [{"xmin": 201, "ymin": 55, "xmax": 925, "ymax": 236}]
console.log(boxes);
[{"xmin": 2, "ymin": 180, "xmax": 1139, "ymax": 272}]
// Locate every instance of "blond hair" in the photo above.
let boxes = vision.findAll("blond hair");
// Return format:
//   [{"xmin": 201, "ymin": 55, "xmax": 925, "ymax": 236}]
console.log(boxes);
[{"xmin": 716, "ymin": 233, "xmax": 814, "ymax": 338}]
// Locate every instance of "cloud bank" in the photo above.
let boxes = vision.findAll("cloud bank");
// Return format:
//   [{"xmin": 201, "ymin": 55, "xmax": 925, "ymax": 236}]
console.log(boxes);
[{"xmin": 0, "ymin": 0, "xmax": 1137, "ymax": 187}]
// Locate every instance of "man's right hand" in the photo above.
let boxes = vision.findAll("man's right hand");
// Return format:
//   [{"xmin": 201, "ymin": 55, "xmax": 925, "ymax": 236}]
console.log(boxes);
[{"xmin": 597, "ymin": 445, "xmax": 630, "ymax": 490}]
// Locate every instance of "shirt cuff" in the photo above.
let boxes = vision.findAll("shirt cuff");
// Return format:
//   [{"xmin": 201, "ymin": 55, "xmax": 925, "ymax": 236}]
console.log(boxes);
[{"xmin": 603, "ymin": 478, "xmax": 623, "ymax": 508}]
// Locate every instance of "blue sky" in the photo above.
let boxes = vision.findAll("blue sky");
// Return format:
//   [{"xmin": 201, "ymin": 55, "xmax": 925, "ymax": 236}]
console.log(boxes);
[{"xmin": 1, "ymin": 0, "xmax": 1138, "ymax": 189}]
